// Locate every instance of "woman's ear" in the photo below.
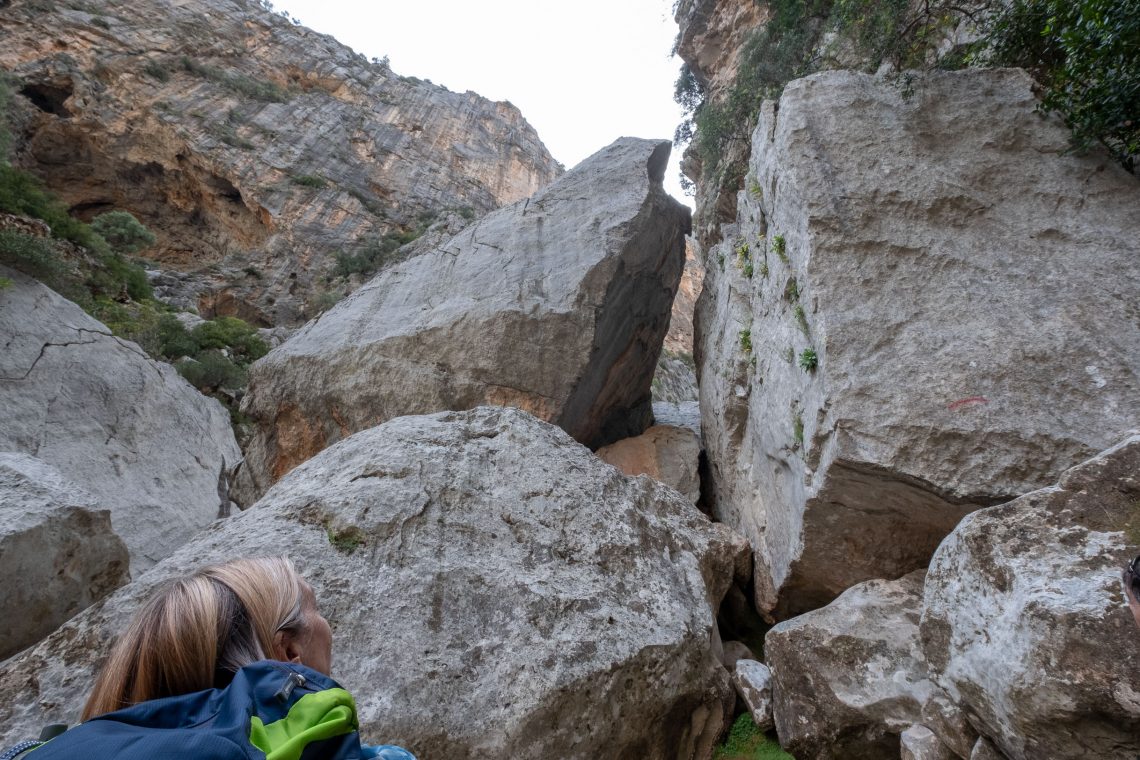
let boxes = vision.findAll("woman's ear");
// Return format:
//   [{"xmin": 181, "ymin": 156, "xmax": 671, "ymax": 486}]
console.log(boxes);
[{"xmin": 272, "ymin": 628, "xmax": 303, "ymax": 663}]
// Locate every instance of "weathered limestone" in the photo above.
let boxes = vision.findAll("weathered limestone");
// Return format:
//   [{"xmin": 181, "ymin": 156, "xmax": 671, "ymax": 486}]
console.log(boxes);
[
  {"xmin": 0, "ymin": 0, "xmax": 560, "ymax": 325},
  {"xmin": 0, "ymin": 453, "xmax": 129, "ymax": 660},
  {"xmin": 237, "ymin": 138, "xmax": 690, "ymax": 499},
  {"xmin": 921, "ymin": 435, "xmax": 1140, "ymax": 760},
  {"xmin": 694, "ymin": 68, "xmax": 1140, "ymax": 619},
  {"xmin": 732, "ymin": 660, "xmax": 774, "ymax": 732},
  {"xmin": 901, "ymin": 726, "xmax": 955, "ymax": 760},
  {"xmin": 0, "ymin": 267, "xmax": 241, "ymax": 572},
  {"xmin": 0, "ymin": 407, "xmax": 747, "ymax": 759},
  {"xmin": 596, "ymin": 424, "xmax": 701, "ymax": 504},
  {"xmin": 765, "ymin": 572, "xmax": 974, "ymax": 760}
]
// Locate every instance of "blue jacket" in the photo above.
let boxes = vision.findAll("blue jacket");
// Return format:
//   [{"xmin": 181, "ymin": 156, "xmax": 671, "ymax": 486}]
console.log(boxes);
[{"xmin": 2, "ymin": 661, "xmax": 414, "ymax": 760}]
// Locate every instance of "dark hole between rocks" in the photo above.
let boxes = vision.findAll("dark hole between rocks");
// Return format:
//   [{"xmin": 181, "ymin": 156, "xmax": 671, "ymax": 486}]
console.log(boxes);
[
  {"xmin": 69, "ymin": 200, "xmax": 116, "ymax": 220},
  {"xmin": 20, "ymin": 82, "xmax": 73, "ymax": 117}
]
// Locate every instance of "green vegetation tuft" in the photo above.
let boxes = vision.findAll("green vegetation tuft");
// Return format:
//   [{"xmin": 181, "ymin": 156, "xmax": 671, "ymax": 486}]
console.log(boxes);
[
  {"xmin": 799, "ymin": 347, "xmax": 819, "ymax": 372},
  {"xmin": 334, "ymin": 222, "xmax": 430, "ymax": 279},
  {"xmin": 291, "ymin": 174, "xmax": 327, "ymax": 189},
  {"xmin": 714, "ymin": 713, "xmax": 794, "ymax": 759},
  {"xmin": 0, "ymin": 276, "xmax": 11, "ymax": 290},
  {"xmin": 327, "ymin": 525, "xmax": 365, "ymax": 555},
  {"xmin": 793, "ymin": 412, "xmax": 805, "ymax": 450},
  {"xmin": 739, "ymin": 327, "xmax": 753, "ymax": 355},
  {"xmin": 772, "ymin": 235, "xmax": 788, "ymax": 264},
  {"xmin": 180, "ymin": 56, "xmax": 290, "ymax": 102},
  {"xmin": 793, "ymin": 304, "xmax": 810, "ymax": 335}
]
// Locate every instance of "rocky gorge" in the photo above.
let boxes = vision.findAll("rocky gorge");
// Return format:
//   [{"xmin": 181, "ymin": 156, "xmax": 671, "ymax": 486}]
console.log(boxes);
[{"xmin": 1, "ymin": 0, "xmax": 1139, "ymax": 759}]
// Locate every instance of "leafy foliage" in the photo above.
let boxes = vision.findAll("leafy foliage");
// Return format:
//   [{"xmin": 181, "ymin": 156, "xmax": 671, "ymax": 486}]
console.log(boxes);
[
  {"xmin": 714, "ymin": 713, "xmax": 794, "ymax": 759},
  {"xmin": 90, "ymin": 210, "xmax": 156, "ymax": 254},
  {"xmin": 177, "ymin": 349, "xmax": 248, "ymax": 392},
  {"xmin": 799, "ymin": 347, "xmax": 819, "ymax": 372},
  {"xmin": 985, "ymin": 0, "xmax": 1139, "ymax": 170}
]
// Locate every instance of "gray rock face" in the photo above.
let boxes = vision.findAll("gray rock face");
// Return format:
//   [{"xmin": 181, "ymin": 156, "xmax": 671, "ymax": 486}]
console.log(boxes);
[
  {"xmin": 694, "ymin": 68, "xmax": 1140, "ymax": 620},
  {"xmin": 765, "ymin": 572, "xmax": 972, "ymax": 760},
  {"xmin": 732, "ymin": 660, "xmax": 774, "ymax": 732},
  {"xmin": 920, "ymin": 435, "xmax": 1140, "ymax": 760},
  {"xmin": 0, "ymin": 268, "xmax": 241, "ymax": 572},
  {"xmin": 0, "ymin": 407, "xmax": 746, "ymax": 759},
  {"xmin": 237, "ymin": 138, "xmax": 690, "ymax": 499},
  {"xmin": 0, "ymin": 453, "xmax": 129, "ymax": 660},
  {"xmin": 596, "ymin": 424, "xmax": 702, "ymax": 504},
  {"xmin": 901, "ymin": 725, "xmax": 954, "ymax": 760}
]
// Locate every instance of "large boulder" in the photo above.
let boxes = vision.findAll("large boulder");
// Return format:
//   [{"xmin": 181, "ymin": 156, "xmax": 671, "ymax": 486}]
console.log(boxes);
[
  {"xmin": 236, "ymin": 138, "xmax": 690, "ymax": 501},
  {"xmin": 596, "ymin": 424, "xmax": 702, "ymax": 503},
  {"xmin": 0, "ymin": 267, "xmax": 242, "ymax": 572},
  {"xmin": 0, "ymin": 453, "xmax": 129, "ymax": 660},
  {"xmin": 0, "ymin": 407, "xmax": 747, "ymax": 759},
  {"xmin": 920, "ymin": 435, "xmax": 1140, "ymax": 759},
  {"xmin": 765, "ymin": 572, "xmax": 975, "ymax": 760},
  {"xmin": 693, "ymin": 68, "xmax": 1140, "ymax": 619}
]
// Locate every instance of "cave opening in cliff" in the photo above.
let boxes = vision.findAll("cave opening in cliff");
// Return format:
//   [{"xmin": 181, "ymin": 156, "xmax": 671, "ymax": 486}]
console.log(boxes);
[{"xmin": 19, "ymin": 82, "xmax": 73, "ymax": 117}]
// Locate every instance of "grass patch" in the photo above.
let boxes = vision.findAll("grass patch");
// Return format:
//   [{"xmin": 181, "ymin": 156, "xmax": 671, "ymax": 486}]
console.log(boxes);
[
  {"xmin": 715, "ymin": 714, "xmax": 793, "ymax": 759},
  {"xmin": 327, "ymin": 525, "xmax": 366, "ymax": 555},
  {"xmin": 739, "ymin": 328, "xmax": 753, "ymax": 355},
  {"xmin": 798, "ymin": 347, "xmax": 818, "ymax": 372},
  {"xmin": 291, "ymin": 174, "xmax": 327, "ymax": 189},
  {"xmin": 180, "ymin": 56, "xmax": 290, "ymax": 102},
  {"xmin": 793, "ymin": 412, "xmax": 805, "ymax": 450}
]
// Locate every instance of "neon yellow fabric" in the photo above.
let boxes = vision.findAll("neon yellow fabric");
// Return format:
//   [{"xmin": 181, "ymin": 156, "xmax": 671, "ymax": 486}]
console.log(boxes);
[{"xmin": 248, "ymin": 688, "xmax": 358, "ymax": 760}]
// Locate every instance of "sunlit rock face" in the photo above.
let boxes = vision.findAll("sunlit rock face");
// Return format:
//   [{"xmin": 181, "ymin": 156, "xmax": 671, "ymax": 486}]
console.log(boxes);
[
  {"xmin": 0, "ymin": 407, "xmax": 748, "ymax": 760},
  {"xmin": 235, "ymin": 138, "xmax": 690, "ymax": 500},
  {"xmin": 0, "ymin": 0, "xmax": 561, "ymax": 325},
  {"xmin": 693, "ymin": 68, "xmax": 1140, "ymax": 620}
]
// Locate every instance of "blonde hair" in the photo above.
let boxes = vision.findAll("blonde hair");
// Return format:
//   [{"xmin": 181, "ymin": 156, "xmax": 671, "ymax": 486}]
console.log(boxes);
[{"xmin": 82, "ymin": 557, "xmax": 306, "ymax": 720}]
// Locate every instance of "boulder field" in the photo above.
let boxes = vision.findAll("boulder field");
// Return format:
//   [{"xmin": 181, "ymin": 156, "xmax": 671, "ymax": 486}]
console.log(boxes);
[
  {"xmin": 0, "ymin": 407, "xmax": 750, "ymax": 760},
  {"xmin": 236, "ymin": 137, "xmax": 690, "ymax": 501}
]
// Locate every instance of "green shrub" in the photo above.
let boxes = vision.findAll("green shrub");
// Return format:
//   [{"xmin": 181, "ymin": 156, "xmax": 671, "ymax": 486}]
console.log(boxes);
[
  {"xmin": 0, "ymin": 230, "xmax": 70, "ymax": 283},
  {"xmin": 156, "ymin": 314, "xmax": 199, "ymax": 359},
  {"xmin": 90, "ymin": 210, "xmax": 156, "ymax": 254},
  {"xmin": 714, "ymin": 713, "xmax": 793, "ymax": 759},
  {"xmin": 177, "ymin": 349, "xmax": 247, "ymax": 391},
  {"xmin": 986, "ymin": 0, "xmax": 1139, "ymax": 171},
  {"xmin": 799, "ymin": 347, "xmax": 819, "ymax": 372},
  {"xmin": 739, "ymin": 327, "xmax": 753, "ymax": 354},
  {"xmin": 190, "ymin": 316, "xmax": 268, "ymax": 362},
  {"xmin": 291, "ymin": 174, "xmax": 327, "ymax": 189},
  {"xmin": 143, "ymin": 60, "xmax": 171, "ymax": 82},
  {"xmin": 772, "ymin": 235, "xmax": 788, "ymax": 264},
  {"xmin": 180, "ymin": 57, "xmax": 289, "ymax": 102}
]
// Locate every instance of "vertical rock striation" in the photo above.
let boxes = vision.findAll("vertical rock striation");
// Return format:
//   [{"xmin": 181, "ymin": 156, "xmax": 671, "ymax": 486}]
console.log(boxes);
[
  {"xmin": 236, "ymin": 138, "xmax": 690, "ymax": 500},
  {"xmin": 694, "ymin": 69, "xmax": 1140, "ymax": 619}
]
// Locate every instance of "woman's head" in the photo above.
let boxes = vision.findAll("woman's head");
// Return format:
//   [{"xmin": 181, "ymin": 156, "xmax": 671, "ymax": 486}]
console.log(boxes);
[{"xmin": 82, "ymin": 557, "xmax": 332, "ymax": 720}]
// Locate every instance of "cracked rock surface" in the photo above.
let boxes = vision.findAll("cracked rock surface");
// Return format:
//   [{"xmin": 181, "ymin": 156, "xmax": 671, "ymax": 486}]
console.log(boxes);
[
  {"xmin": 921, "ymin": 435, "xmax": 1140, "ymax": 760},
  {"xmin": 694, "ymin": 69, "xmax": 1140, "ymax": 620},
  {"xmin": 236, "ymin": 138, "xmax": 690, "ymax": 500},
  {"xmin": 0, "ymin": 453, "xmax": 129, "ymax": 660},
  {"xmin": 0, "ymin": 267, "xmax": 241, "ymax": 573},
  {"xmin": 0, "ymin": 406, "xmax": 746, "ymax": 759}
]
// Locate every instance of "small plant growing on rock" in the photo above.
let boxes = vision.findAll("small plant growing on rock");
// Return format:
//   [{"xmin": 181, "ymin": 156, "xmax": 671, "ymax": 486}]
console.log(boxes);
[
  {"xmin": 0, "ymin": 276, "xmax": 12, "ymax": 290},
  {"xmin": 291, "ymin": 174, "xmax": 327, "ymax": 189},
  {"xmin": 743, "ymin": 261, "xmax": 754, "ymax": 278},
  {"xmin": 739, "ymin": 328, "xmax": 753, "ymax": 354},
  {"xmin": 799, "ymin": 347, "xmax": 818, "ymax": 372},
  {"xmin": 717, "ymin": 251, "xmax": 725, "ymax": 271},
  {"xmin": 90, "ymin": 210, "xmax": 156, "ymax": 254},
  {"xmin": 792, "ymin": 412, "xmax": 804, "ymax": 451},
  {"xmin": 782, "ymin": 346, "xmax": 794, "ymax": 364},
  {"xmin": 772, "ymin": 234, "xmax": 788, "ymax": 264},
  {"xmin": 759, "ymin": 260, "xmax": 769, "ymax": 278},
  {"xmin": 793, "ymin": 305, "xmax": 811, "ymax": 334},
  {"xmin": 783, "ymin": 278, "xmax": 799, "ymax": 302},
  {"xmin": 326, "ymin": 525, "xmax": 365, "ymax": 555}
]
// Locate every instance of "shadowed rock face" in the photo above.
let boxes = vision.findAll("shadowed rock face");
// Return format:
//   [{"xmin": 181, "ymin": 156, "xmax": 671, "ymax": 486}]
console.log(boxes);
[
  {"xmin": 236, "ymin": 137, "xmax": 691, "ymax": 501},
  {"xmin": 921, "ymin": 435, "xmax": 1140, "ymax": 760},
  {"xmin": 0, "ymin": 453, "xmax": 129, "ymax": 660},
  {"xmin": 0, "ymin": 407, "xmax": 748, "ymax": 760},
  {"xmin": 0, "ymin": 267, "xmax": 241, "ymax": 573},
  {"xmin": 694, "ymin": 68, "xmax": 1140, "ymax": 620},
  {"xmin": 0, "ymin": 0, "xmax": 561, "ymax": 325}
]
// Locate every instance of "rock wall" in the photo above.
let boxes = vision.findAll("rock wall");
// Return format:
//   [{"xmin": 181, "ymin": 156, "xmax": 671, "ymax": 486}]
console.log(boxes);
[
  {"xmin": 693, "ymin": 68, "xmax": 1140, "ymax": 620},
  {"xmin": 0, "ymin": 0, "xmax": 561, "ymax": 325},
  {"xmin": 0, "ymin": 407, "xmax": 748, "ymax": 759},
  {"xmin": 236, "ymin": 138, "xmax": 690, "ymax": 499},
  {"xmin": 0, "ymin": 266, "xmax": 241, "ymax": 572}
]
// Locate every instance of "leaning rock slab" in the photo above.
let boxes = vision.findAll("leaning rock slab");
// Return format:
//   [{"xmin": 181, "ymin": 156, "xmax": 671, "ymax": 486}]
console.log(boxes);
[
  {"xmin": 766, "ymin": 572, "xmax": 972, "ymax": 760},
  {"xmin": 237, "ymin": 138, "xmax": 690, "ymax": 500},
  {"xmin": 0, "ymin": 267, "xmax": 241, "ymax": 572},
  {"xmin": 0, "ymin": 407, "xmax": 745, "ymax": 759},
  {"xmin": 732, "ymin": 660, "xmax": 774, "ymax": 732},
  {"xmin": 596, "ymin": 424, "xmax": 702, "ymax": 503},
  {"xmin": 694, "ymin": 68, "xmax": 1140, "ymax": 619},
  {"xmin": 921, "ymin": 435, "xmax": 1140, "ymax": 760},
  {"xmin": 0, "ymin": 453, "xmax": 129, "ymax": 660}
]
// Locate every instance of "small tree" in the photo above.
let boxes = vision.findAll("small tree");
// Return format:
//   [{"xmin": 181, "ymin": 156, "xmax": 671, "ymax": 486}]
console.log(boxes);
[{"xmin": 90, "ymin": 210, "xmax": 156, "ymax": 254}]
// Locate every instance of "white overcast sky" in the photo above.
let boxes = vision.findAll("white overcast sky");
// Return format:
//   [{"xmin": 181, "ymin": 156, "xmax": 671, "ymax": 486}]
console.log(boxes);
[{"xmin": 276, "ymin": 0, "xmax": 691, "ymax": 204}]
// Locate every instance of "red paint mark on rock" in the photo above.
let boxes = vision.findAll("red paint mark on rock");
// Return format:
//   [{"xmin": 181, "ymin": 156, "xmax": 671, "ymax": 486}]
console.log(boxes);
[{"xmin": 948, "ymin": 396, "xmax": 989, "ymax": 411}]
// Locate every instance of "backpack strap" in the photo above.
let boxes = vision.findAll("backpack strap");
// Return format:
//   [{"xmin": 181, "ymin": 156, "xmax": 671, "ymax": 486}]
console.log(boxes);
[{"xmin": 0, "ymin": 741, "xmax": 44, "ymax": 760}]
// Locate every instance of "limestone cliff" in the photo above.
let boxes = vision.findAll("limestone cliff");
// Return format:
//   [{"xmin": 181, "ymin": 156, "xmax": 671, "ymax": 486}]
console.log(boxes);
[{"xmin": 0, "ymin": 0, "xmax": 561, "ymax": 325}]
